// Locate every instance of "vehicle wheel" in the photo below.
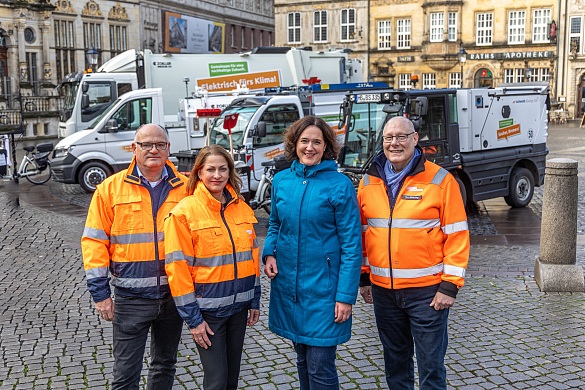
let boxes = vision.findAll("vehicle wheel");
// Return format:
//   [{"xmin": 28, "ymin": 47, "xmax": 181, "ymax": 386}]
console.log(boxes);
[
  {"xmin": 261, "ymin": 182, "xmax": 272, "ymax": 215},
  {"xmin": 504, "ymin": 167, "xmax": 534, "ymax": 208},
  {"xmin": 454, "ymin": 176, "xmax": 467, "ymax": 207},
  {"xmin": 25, "ymin": 160, "xmax": 52, "ymax": 185},
  {"xmin": 78, "ymin": 162, "xmax": 111, "ymax": 193}
]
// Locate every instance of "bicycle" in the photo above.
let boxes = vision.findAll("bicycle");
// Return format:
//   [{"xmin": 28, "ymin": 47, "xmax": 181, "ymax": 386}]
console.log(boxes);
[
  {"xmin": 249, "ymin": 160, "xmax": 276, "ymax": 214},
  {"xmin": 14, "ymin": 142, "xmax": 54, "ymax": 185}
]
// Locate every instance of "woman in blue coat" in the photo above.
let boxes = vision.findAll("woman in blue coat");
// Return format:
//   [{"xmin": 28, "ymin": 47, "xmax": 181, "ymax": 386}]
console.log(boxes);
[{"xmin": 263, "ymin": 116, "xmax": 362, "ymax": 389}]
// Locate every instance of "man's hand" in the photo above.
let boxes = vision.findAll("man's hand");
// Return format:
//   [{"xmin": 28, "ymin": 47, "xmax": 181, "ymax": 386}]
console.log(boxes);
[
  {"xmin": 190, "ymin": 321, "xmax": 214, "ymax": 349},
  {"xmin": 359, "ymin": 286, "xmax": 373, "ymax": 304},
  {"xmin": 430, "ymin": 291, "xmax": 455, "ymax": 311},
  {"xmin": 247, "ymin": 309, "xmax": 260, "ymax": 326},
  {"xmin": 264, "ymin": 256, "xmax": 278, "ymax": 279},
  {"xmin": 95, "ymin": 297, "xmax": 114, "ymax": 322},
  {"xmin": 334, "ymin": 302, "xmax": 352, "ymax": 323}
]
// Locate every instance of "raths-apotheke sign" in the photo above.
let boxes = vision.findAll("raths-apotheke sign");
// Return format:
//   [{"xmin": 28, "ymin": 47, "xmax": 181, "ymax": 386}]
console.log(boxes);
[{"xmin": 469, "ymin": 51, "xmax": 554, "ymax": 60}]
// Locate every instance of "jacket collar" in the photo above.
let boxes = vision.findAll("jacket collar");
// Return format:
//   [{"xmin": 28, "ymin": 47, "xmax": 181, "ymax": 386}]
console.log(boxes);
[
  {"xmin": 291, "ymin": 159, "xmax": 337, "ymax": 177},
  {"xmin": 193, "ymin": 180, "xmax": 239, "ymax": 210},
  {"xmin": 124, "ymin": 157, "xmax": 185, "ymax": 188}
]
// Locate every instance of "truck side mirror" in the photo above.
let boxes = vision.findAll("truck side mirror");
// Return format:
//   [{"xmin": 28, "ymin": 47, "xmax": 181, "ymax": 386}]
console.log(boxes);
[
  {"xmin": 414, "ymin": 97, "xmax": 428, "ymax": 116},
  {"xmin": 81, "ymin": 94, "xmax": 90, "ymax": 110},
  {"xmin": 105, "ymin": 119, "xmax": 119, "ymax": 133},
  {"xmin": 255, "ymin": 121, "xmax": 267, "ymax": 138},
  {"xmin": 82, "ymin": 82, "xmax": 89, "ymax": 93}
]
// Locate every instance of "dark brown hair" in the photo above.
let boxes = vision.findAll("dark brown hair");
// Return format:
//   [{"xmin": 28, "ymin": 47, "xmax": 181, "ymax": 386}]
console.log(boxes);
[
  {"xmin": 186, "ymin": 145, "xmax": 243, "ymax": 196},
  {"xmin": 283, "ymin": 115, "xmax": 340, "ymax": 161}
]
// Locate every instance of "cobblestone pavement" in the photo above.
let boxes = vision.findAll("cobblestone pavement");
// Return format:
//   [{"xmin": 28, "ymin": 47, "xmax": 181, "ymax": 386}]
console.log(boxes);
[{"xmin": 2, "ymin": 122, "xmax": 585, "ymax": 389}]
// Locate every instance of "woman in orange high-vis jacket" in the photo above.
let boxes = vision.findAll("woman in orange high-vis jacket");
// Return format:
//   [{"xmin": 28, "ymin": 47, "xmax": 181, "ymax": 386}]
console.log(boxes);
[
  {"xmin": 358, "ymin": 116, "xmax": 469, "ymax": 390},
  {"xmin": 164, "ymin": 145, "xmax": 260, "ymax": 390}
]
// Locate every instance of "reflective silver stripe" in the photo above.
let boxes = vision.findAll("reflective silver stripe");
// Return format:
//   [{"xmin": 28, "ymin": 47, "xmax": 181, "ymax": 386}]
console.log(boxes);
[
  {"xmin": 363, "ymin": 174, "xmax": 370, "ymax": 186},
  {"xmin": 393, "ymin": 263, "xmax": 444, "ymax": 278},
  {"xmin": 255, "ymin": 275, "xmax": 260, "ymax": 287},
  {"xmin": 444, "ymin": 264, "xmax": 466, "ymax": 278},
  {"xmin": 368, "ymin": 218, "xmax": 389, "ymax": 228},
  {"xmin": 83, "ymin": 227, "xmax": 108, "ymax": 240},
  {"xmin": 370, "ymin": 263, "xmax": 444, "ymax": 279},
  {"xmin": 174, "ymin": 292, "xmax": 197, "ymax": 307},
  {"xmin": 197, "ymin": 287, "xmax": 255, "ymax": 309},
  {"xmin": 165, "ymin": 250, "xmax": 195, "ymax": 266},
  {"xmin": 370, "ymin": 265, "xmax": 390, "ymax": 278},
  {"xmin": 442, "ymin": 221, "xmax": 469, "ymax": 234},
  {"xmin": 235, "ymin": 288, "xmax": 255, "ymax": 303},
  {"xmin": 111, "ymin": 232, "xmax": 162, "ymax": 245},
  {"xmin": 111, "ymin": 275, "xmax": 169, "ymax": 288},
  {"xmin": 362, "ymin": 224, "xmax": 369, "ymax": 232},
  {"xmin": 392, "ymin": 218, "xmax": 440, "ymax": 229},
  {"xmin": 431, "ymin": 168, "xmax": 449, "ymax": 185},
  {"xmin": 85, "ymin": 266, "xmax": 108, "ymax": 279},
  {"xmin": 196, "ymin": 250, "xmax": 253, "ymax": 267},
  {"xmin": 362, "ymin": 256, "xmax": 369, "ymax": 266}
]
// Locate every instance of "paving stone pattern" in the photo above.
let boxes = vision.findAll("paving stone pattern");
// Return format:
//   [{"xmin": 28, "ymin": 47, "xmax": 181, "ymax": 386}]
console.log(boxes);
[{"xmin": 2, "ymin": 121, "xmax": 585, "ymax": 389}]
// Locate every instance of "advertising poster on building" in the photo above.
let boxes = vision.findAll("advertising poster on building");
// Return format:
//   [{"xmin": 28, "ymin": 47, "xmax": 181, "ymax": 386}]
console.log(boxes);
[{"xmin": 163, "ymin": 11, "xmax": 225, "ymax": 54}]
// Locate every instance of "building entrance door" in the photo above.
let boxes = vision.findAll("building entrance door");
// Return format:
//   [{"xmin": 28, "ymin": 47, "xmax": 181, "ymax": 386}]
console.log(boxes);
[
  {"xmin": 578, "ymin": 77, "xmax": 585, "ymax": 119},
  {"xmin": 474, "ymin": 68, "xmax": 493, "ymax": 88}
]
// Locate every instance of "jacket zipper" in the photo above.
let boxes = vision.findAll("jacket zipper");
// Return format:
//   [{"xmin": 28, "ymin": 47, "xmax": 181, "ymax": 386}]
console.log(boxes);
[{"xmin": 220, "ymin": 201, "xmax": 238, "ymax": 306}]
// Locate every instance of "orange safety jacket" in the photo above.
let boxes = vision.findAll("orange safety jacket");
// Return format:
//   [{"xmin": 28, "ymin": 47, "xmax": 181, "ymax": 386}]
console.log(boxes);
[
  {"xmin": 357, "ymin": 152, "xmax": 469, "ymax": 296},
  {"xmin": 164, "ymin": 181, "xmax": 260, "ymax": 329},
  {"xmin": 81, "ymin": 158, "xmax": 188, "ymax": 303}
]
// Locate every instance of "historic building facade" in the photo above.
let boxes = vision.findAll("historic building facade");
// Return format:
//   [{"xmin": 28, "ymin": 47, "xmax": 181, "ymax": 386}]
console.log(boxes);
[
  {"xmin": 0, "ymin": 0, "xmax": 274, "ymax": 140},
  {"xmin": 368, "ymin": 0, "xmax": 558, "ymax": 93},
  {"xmin": 564, "ymin": 0, "xmax": 585, "ymax": 120},
  {"xmin": 273, "ymin": 0, "xmax": 369, "ymax": 82}
]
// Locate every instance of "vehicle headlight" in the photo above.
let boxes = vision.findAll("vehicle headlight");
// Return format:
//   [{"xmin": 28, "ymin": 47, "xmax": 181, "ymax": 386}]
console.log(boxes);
[{"xmin": 53, "ymin": 145, "xmax": 74, "ymax": 158}]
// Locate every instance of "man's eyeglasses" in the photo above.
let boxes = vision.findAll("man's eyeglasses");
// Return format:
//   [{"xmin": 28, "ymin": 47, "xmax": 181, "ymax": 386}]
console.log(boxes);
[
  {"xmin": 136, "ymin": 142, "xmax": 169, "ymax": 151},
  {"xmin": 382, "ymin": 132, "xmax": 415, "ymax": 143}
]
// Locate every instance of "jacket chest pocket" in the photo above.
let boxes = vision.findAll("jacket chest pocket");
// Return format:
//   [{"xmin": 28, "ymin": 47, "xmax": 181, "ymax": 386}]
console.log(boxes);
[
  {"xmin": 190, "ymin": 218, "xmax": 224, "ymax": 260},
  {"xmin": 229, "ymin": 213, "xmax": 257, "ymax": 251},
  {"xmin": 112, "ymin": 195, "xmax": 145, "ymax": 232}
]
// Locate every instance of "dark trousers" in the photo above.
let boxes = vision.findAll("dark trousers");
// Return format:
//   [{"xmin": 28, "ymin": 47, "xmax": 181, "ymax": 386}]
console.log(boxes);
[
  {"xmin": 197, "ymin": 309, "xmax": 248, "ymax": 390},
  {"xmin": 293, "ymin": 343, "xmax": 339, "ymax": 389},
  {"xmin": 111, "ymin": 295, "xmax": 183, "ymax": 390},
  {"xmin": 372, "ymin": 284, "xmax": 449, "ymax": 390}
]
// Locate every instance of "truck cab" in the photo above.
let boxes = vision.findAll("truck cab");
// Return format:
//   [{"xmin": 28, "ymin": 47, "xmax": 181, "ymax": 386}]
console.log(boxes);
[{"xmin": 52, "ymin": 88, "xmax": 189, "ymax": 192}]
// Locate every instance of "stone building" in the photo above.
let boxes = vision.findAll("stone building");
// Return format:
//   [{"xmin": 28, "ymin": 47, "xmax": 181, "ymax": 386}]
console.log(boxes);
[
  {"xmin": 563, "ymin": 0, "xmax": 585, "ymax": 121},
  {"xmin": 368, "ymin": 0, "xmax": 558, "ymax": 93},
  {"xmin": 273, "ymin": 0, "xmax": 369, "ymax": 82},
  {"xmin": 0, "ymin": 0, "xmax": 274, "ymax": 141}
]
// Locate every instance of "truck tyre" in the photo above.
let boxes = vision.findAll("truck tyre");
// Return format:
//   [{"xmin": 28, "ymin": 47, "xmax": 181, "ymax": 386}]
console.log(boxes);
[
  {"xmin": 455, "ymin": 176, "xmax": 467, "ymax": 207},
  {"xmin": 78, "ymin": 162, "xmax": 111, "ymax": 193},
  {"xmin": 504, "ymin": 167, "xmax": 534, "ymax": 208}
]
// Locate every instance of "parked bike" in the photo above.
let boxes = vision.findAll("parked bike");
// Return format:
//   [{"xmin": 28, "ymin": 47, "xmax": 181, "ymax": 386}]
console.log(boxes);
[
  {"xmin": 248, "ymin": 155, "xmax": 291, "ymax": 215},
  {"xmin": 14, "ymin": 142, "xmax": 54, "ymax": 185}
]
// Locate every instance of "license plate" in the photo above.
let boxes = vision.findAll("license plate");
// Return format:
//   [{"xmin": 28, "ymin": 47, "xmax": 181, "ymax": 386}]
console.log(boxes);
[{"xmin": 356, "ymin": 93, "xmax": 381, "ymax": 103}]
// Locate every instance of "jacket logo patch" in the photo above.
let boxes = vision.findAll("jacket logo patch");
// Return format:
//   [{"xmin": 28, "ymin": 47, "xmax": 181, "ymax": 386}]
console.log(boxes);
[
  {"xmin": 406, "ymin": 186, "xmax": 423, "ymax": 192},
  {"xmin": 402, "ymin": 195, "xmax": 422, "ymax": 200}
]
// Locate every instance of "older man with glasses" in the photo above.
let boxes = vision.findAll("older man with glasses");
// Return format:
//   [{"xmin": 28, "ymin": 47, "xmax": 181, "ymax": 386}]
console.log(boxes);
[
  {"xmin": 82, "ymin": 123, "xmax": 189, "ymax": 389},
  {"xmin": 357, "ymin": 116, "xmax": 470, "ymax": 390}
]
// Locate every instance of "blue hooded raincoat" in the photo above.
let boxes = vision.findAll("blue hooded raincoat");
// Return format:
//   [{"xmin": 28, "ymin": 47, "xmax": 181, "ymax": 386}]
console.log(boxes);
[{"xmin": 262, "ymin": 159, "xmax": 362, "ymax": 347}]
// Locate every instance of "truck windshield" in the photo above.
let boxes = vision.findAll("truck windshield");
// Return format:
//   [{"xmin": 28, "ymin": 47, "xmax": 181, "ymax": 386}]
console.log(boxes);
[
  {"xmin": 209, "ymin": 106, "xmax": 260, "ymax": 149},
  {"xmin": 59, "ymin": 81, "xmax": 79, "ymax": 122},
  {"xmin": 86, "ymin": 98, "xmax": 120, "ymax": 130},
  {"xmin": 341, "ymin": 101, "xmax": 389, "ymax": 168}
]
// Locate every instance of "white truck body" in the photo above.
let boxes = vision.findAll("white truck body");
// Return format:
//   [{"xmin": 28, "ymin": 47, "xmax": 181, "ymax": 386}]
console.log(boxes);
[
  {"xmin": 58, "ymin": 48, "xmax": 363, "ymax": 138},
  {"xmin": 338, "ymin": 82, "xmax": 550, "ymax": 207}
]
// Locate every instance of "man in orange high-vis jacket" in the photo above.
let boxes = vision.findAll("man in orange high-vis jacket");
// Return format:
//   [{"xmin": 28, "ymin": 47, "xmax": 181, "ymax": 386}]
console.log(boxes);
[
  {"xmin": 358, "ymin": 116, "xmax": 469, "ymax": 390},
  {"xmin": 81, "ymin": 124, "xmax": 188, "ymax": 389}
]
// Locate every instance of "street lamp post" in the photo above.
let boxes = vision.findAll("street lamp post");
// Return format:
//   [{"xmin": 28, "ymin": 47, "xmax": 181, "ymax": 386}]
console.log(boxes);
[
  {"xmin": 458, "ymin": 46, "xmax": 468, "ymax": 88},
  {"xmin": 86, "ymin": 44, "xmax": 99, "ymax": 72}
]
